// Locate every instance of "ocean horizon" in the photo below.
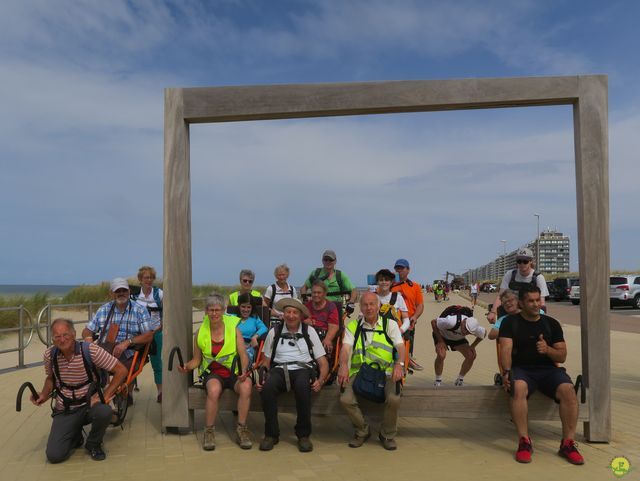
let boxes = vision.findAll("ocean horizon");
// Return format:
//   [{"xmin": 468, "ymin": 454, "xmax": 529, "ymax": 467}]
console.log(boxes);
[{"xmin": 0, "ymin": 284, "xmax": 79, "ymax": 297}]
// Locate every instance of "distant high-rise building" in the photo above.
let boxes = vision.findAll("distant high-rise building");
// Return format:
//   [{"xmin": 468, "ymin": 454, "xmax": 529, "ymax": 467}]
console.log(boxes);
[
  {"xmin": 464, "ymin": 229, "xmax": 570, "ymax": 282},
  {"xmin": 529, "ymin": 229, "xmax": 570, "ymax": 274}
]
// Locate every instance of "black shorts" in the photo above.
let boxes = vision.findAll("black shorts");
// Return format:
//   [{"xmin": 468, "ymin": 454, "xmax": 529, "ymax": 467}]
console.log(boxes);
[
  {"xmin": 432, "ymin": 332, "xmax": 469, "ymax": 350},
  {"xmin": 202, "ymin": 372, "xmax": 236, "ymax": 391},
  {"xmin": 512, "ymin": 366, "xmax": 573, "ymax": 401}
]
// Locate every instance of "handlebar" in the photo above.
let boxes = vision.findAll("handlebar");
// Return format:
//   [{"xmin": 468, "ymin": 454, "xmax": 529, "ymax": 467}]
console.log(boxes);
[
  {"xmin": 16, "ymin": 382, "xmax": 38, "ymax": 412},
  {"xmin": 168, "ymin": 346, "xmax": 184, "ymax": 371}
]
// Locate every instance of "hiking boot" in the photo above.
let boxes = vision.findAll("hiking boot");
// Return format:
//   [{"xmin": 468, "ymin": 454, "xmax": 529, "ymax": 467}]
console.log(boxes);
[
  {"xmin": 515, "ymin": 436, "xmax": 533, "ymax": 463},
  {"xmin": 236, "ymin": 423, "xmax": 253, "ymax": 450},
  {"xmin": 86, "ymin": 445, "xmax": 106, "ymax": 461},
  {"xmin": 454, "ymin": 378, "xmax": 464, "ymax": 387},
  {"xmin": 202, "ymin": 426, "xmax": 216, "ymax": 451},
  {"xmin": 348, "ymin": 429, "xmax": 371, "ymax": 448},
  {"xmin": 297, "ymin": 437, "xmax": 313, "ymax": 452},
  {"xmin": 558, "ymin": 439, "xmax": 585, "ymax": 465},
  {"xmin": 434, "ymin": 380, "xmax": 443, "ymax": 387},
  {"xmin": 378, "ymin": 433, "xmax": 397, "ymax": 451},
  {"xmin": 409, "ymin": 357, "xmax": 424, "ymax": 371},
  {"xmin": 259, "ymin": 436, "xmax": 279, "ymax": 451}
]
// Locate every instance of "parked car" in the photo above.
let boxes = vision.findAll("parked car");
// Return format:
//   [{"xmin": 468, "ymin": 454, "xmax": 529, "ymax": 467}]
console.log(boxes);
[
  {"xmin": 551, "ymin": 277, "xmax": 580, "ymax": 301},
  {"xmin": 609, "ymin": 275, "xmax": 640, "ymax": 309},
  {"xmin": 570, "ymin": 281, "xmax": 580, "ymax": 305}
]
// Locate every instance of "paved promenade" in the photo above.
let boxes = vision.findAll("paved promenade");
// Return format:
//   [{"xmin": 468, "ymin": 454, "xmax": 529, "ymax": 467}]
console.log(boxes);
[{"xmin": 1, "ymin": 293, "xmax": 637, "ymax": 481}]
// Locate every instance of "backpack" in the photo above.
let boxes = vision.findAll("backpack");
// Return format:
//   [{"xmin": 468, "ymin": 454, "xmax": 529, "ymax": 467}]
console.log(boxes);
[
  {"xmin": 439, "ymin": 305, "xmax": 474, "ymax": 332},
  {"xmin": 310, "ymin": 268, "xmax": 348, "ymax": 297},
  {"xmin": 270, "ymin": 322, "xmax": 318, "ymax": 372},
  {"xmin": 508, "ymin": 270, "xmax": 540, "ymax": 293},
  {"xmin": 51, "ymin": 342, "xmax": 103, "ymax": 412},
  {"xmin": 130, "ymin": 286, "xmax": 163, "ymax": 314},
  {"xmin": 379, "ymin": 292, "xmax": 401, "ymax": 326},
  {"xmin": 267, "ymin": 283, "xmax": 295, "ymax": 308}
]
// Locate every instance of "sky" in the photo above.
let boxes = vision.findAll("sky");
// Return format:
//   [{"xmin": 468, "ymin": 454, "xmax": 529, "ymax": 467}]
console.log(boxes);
[{"xmin": 1, "ymin": 0, "xmax": 639, "ymax": 286}]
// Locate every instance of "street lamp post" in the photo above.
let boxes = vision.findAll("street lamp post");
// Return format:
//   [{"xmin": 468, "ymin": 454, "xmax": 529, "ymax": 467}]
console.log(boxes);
[{"xmin": 534, "ymin": 214, "xmax": 541, "ymax": 269}]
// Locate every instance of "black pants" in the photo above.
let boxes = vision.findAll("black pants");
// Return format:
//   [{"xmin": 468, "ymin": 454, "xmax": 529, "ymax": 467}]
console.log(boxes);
[
  {"xmin": 260, "ymin": 368, "xmax": 312, "ymax": 439},
  {"xmin": 46, "ymin": 403, "xmax": 112, "ymax": 463}
]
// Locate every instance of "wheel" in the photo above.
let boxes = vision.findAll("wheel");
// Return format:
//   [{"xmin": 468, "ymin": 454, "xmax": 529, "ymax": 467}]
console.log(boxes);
[
  {"xmin": 634, "ymin": 295, "xmax": 640, "ymax": 310},
  {"xmin": 110, "ymin": 389, "xmax": 129, "ymax": 427},
  {"xmin": 571, "ymin": 300, "xmax": 579, "ymax": 305}
]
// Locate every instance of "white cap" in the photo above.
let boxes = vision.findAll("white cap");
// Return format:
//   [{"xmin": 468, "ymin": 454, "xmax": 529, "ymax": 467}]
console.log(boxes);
[
  {"xmin": 464, "ymin": 317, "xmax": 487, "ymax": 339},
  {"xmin": 110, "ymin": 277, "xmax": 129, "ymax": 292},
  {"xmin": 436, "ymin": 315, "xmax": 486, "ymax": 339}
]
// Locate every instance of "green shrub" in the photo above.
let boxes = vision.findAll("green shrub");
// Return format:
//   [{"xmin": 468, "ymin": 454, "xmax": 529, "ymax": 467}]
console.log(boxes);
[
  {"xmin": 61, "ymin": 283, "xmax": 111, "ymax": 304},
  {"xmin": 0, "ymin": 292, "xmax": 50, "ymax": 329}
]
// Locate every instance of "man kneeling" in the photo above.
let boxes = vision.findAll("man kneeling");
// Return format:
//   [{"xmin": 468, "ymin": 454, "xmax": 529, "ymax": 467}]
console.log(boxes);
[
  {"xmin": 32, "ymin": 318, "xmax": 127, "ymax": 462},
  {"xmin": 338, "ymin": 292, "xmax": 405, "ymax": 450},
  {"xmin": 499, "ymin": 284, "xmax": 584, "ymax": 465}
]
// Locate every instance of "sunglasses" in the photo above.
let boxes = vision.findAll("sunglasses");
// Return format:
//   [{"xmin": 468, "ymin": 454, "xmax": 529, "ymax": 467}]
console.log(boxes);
[
  {"xmin": 322, "ymin": 258, "xmax": 335, "ymax": 262},
  {"xmin": 241, "ymin": 279, "xmax": 254, "ymax": 284},
  {"xmin": 516, "ymin": 259, "xmax": 530, "ymax": 264}
]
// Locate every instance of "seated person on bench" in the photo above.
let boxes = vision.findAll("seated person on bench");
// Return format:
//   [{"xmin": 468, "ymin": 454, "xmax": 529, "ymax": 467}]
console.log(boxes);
[
  {"xmin": 255, "ymin": 298, "xmax": 329, "ymax": 453},
  {"xmin": 33, "ymin": 318, "xmax": 127, "ymax": 462},
  {"xmin": 499, "ymin": 284, "xmax": 584, "ymax": 465},
  {"xmin": 178, "ymin": 293, "xmax": 254, "ymax": 451}
]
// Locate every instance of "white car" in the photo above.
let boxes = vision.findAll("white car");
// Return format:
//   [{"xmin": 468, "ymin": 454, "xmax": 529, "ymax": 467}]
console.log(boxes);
[{"xmin": 570, "ymin": 283, "xmax": 580, "ymax": 305}]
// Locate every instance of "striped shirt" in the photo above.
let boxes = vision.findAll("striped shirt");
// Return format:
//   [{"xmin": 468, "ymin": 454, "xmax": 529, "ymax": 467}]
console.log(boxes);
[{"xmin": 44, "ymin": 343, "xmax": 118, "ymax": 411}]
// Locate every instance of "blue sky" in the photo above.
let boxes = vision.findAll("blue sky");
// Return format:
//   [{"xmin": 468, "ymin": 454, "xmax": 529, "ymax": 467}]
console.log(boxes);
[{"xmin": 1, "ymin": 0, "xmax": 638, "ymax": 286}]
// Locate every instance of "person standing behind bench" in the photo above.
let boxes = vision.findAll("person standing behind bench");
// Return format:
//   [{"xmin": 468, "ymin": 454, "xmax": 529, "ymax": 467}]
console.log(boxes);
[
  {"xmin": 256, "ymin": 298, "xmax": 329, "ymax": 453},
  {"xmin": 338, "ymin": 292, "xmax": 405, "ymax": 451},
  {"xmin": 499, "ymin": 284, "xmax": 584, "ymax": 465},
  {"xmin": 300, "ymin": 249, "xmax": 357, "ymax": 320}
]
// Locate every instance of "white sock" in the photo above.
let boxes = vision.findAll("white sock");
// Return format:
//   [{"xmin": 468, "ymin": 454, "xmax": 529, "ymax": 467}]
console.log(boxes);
[
  {"xmin": 435, "ymin": 375, "xmax": 443, "ymax": 382},
  {"xmin": 456, "ymin": 375, "xmax": 464, "ymax": 381}
]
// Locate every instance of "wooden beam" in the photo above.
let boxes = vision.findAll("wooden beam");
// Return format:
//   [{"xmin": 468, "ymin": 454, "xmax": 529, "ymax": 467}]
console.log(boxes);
[
  {"xmin": 162, "ymin": 88, "xmax": 193, "ymax": 431},
  {"xmin": 573, "ymin": 76, "xmax": 611, "ymax": 441},
  {"xmin": 180, "ymin": 76, "xmax": 583, "ymax": 124},
  {"xmin": 187, "ymin": 385, "xmax": 588, "ymax": 421}
]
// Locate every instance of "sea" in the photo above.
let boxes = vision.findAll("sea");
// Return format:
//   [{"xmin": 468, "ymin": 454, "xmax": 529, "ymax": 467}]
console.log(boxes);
[{"xmin": 0, "ymin": 284, "xmax": 78, "ymax": 298}]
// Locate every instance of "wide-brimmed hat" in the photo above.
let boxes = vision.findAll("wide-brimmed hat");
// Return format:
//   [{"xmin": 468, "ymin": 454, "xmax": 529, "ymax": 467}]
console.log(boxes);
[{"xmin": 275, "ymin": 298, "xmax": 310, "ymax": 318}]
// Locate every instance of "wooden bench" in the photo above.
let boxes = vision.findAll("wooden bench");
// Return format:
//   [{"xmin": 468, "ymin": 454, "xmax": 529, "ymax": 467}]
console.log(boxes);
[{"xmin": 187, "ymin": 383, "xmax": 588, "ymax": 421}]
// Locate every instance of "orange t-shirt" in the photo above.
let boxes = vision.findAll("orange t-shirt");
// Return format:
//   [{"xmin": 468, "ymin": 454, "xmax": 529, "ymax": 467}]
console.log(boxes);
[{"xmin": 392, "ymin": 280, "xmax": 424, "ymax": 319}]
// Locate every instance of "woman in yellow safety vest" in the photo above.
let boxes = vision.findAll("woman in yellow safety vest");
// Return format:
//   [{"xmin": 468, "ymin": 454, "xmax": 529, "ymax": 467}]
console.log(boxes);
[{"xmin": 178, "ymin": 293, "xmax": 253, "ymax": 451}]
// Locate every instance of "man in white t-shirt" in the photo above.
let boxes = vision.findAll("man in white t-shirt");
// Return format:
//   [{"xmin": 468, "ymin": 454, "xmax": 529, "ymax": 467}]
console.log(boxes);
[
  {"xmin": 256, "ymin": 298, "xmax": 328, "ymax": 453},
  {"xmin": 431, "ymin": 307, "xmax": 486, "ymax": 387},
  {"xmin": 487, "ymin": 248, "xmax": 549, "ymax": 323}
]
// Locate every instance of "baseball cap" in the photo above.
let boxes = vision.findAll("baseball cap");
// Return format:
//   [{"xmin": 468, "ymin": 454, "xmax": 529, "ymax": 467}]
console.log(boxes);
[
  {"xmin": 322, "ymin": 250, "xmax": 337, "ymax": 261},
  {"xmin": 516, "ymin": 247, "xmax": 534, "ymax": 260},
  {"xmin": 394, "ymin": 258, "xmax": 410, "ymax": 269},
  {"xmin": 110, "ymin": 277, "xmax": 129, "ymax": 292}
]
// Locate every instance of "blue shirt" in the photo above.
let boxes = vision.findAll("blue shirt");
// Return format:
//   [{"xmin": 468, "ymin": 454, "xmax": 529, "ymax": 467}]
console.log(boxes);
[
  {"xmin": 236, "ymin": 316, "xmax": 268, "ymax": 342},
  {"xmin": 88, "ymin": 301, "xmax": 159, "ymax": 357}
]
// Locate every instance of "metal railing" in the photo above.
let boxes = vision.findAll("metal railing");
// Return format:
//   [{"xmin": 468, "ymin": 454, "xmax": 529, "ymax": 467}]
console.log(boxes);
[{"xmin": 1, "ymin": 299, "xmax": 209, "ymax": 372}]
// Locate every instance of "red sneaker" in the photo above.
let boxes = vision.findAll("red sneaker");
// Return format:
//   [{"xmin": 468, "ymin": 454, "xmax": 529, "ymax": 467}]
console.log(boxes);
[
  {"xmin": 515, "ymin": 436, "xmax": 533, "ymax": 463},
  {"xmin": 558, "ymin": 439, "xmax": 585, "ymax": 465}
]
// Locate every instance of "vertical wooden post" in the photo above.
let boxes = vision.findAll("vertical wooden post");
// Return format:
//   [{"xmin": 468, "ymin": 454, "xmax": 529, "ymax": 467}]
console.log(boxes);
[
  {"xmin": 573, "ymin": 75, "xmax": 610, "ymax": 442},
  {"xmin": 162, "ymin": 88, "xmax": 193, "ymax": 431}
]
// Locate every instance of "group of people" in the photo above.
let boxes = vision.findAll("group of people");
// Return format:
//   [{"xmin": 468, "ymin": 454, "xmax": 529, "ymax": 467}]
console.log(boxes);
[{"xmin": 30, "ymin": 247, "xmax": 584, "ymax": 466}]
